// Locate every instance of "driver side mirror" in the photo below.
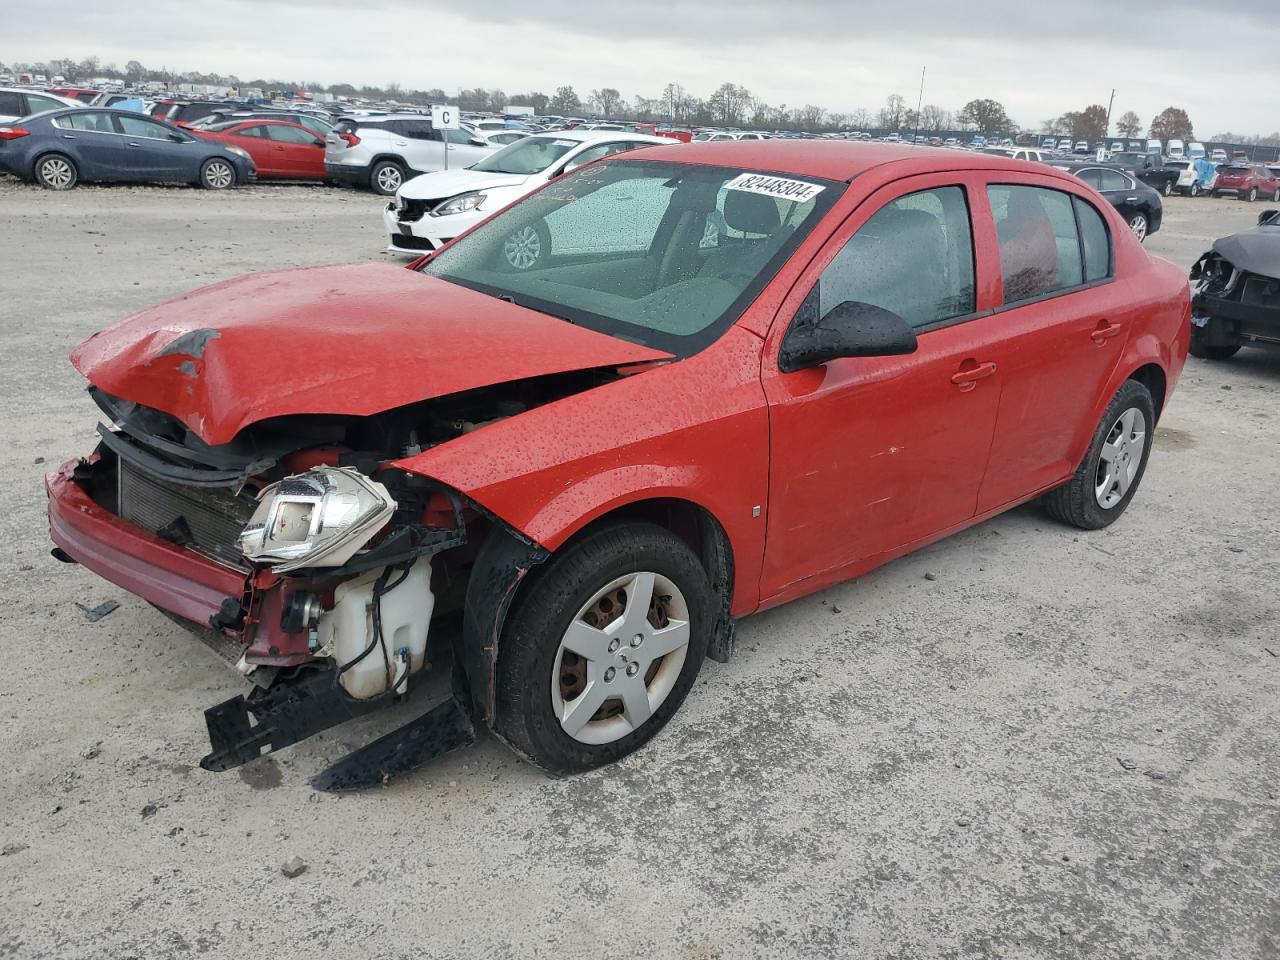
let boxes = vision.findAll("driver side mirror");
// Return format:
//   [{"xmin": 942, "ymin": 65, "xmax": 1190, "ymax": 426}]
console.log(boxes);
[
  {"xmin": 779, "ymin": 300, "xmax": 918, "ymax": 373},
  {"xmin": 1258, "ymin": 209, "xmax": 1278, "ymax": 226},
  {"xmin": 312, "ymin": 138, "xmax": 325, "ymax": 147},
  {"xmin": 168, "ymin": 132, "xmax": 187, "ymax": 143}
]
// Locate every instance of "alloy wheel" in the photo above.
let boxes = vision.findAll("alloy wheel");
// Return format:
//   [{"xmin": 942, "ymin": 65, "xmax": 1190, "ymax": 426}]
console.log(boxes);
[
  {"xmin": 376, "ymin": 165, "xmax": 402, "ymax": 193},
  {"xmin": 204, "ymin": 161, "xmax": 233, "ymax": 189},
  {"xmin": 39, "ymin": 157, "xmax": 74, "ymax": 189},
  {"xmin": 1129, "ymin": 214, "xmax": 1148, "ymax": 241},
  {"xmin": 1094, "ymin": 407, "xmax": 1147, "ymax": 508},
  {"xmin": 551, "ymin": 571, "xmax": 691, "ymax": 745},
  {"xmin": 503, "ymin": 226, "xmax": 542, "ymax": 270}
]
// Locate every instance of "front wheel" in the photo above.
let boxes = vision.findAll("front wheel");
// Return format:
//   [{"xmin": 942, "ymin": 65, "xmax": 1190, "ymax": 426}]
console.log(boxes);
[
  {"xmin": 34, "ymin": 153, "xmax": 78, "ymax": 190},
  {"xmin": 1128, "ymin": 211, "xmax": 1149, "ymax": 242},
  {"xmin": 200, "ymin": 158, "xmax": 236, "ymax": 190},
  {"xmin": 1041, "ymin": 380, "xmax": 1155, "ymax": 530},
  {"xmin": 1189, "ymin": 331, "xmax": 1240, "ymax": 360},
  {"xmin": 494, "ymin": 522, "xmax": 712, "ymax": 774},
  {"xmin": 501, "ymin": 220, "xmax": 552, "ymax": 271}
]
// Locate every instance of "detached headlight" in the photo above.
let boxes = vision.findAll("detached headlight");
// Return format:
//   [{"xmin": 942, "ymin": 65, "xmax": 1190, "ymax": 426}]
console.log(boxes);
[
  {"xmin": 238, "ymin": 466, "xmax": 396, "ymax": 572},
  {"xmin": 224, "ymin": 145, "xmax": 252, "ymax": 160},
  {"xmin": 431, "ymin": 192, "xmax": 486, "ymax": 217}
]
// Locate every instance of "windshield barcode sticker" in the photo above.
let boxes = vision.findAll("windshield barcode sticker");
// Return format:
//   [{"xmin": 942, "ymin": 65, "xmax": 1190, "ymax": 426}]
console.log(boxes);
[{"xmin": 725, "ymin": 173, "xmax": 824, "ymax": 203}]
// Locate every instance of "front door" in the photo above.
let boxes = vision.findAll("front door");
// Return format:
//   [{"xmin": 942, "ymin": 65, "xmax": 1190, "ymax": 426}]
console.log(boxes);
[
  {"xmin": 759, "ymin": 175, "xmax": 1005, "ymax": 601},
  {"xmin": 112, "ymin": 114, "xmax": 187, "ymax": 180}
]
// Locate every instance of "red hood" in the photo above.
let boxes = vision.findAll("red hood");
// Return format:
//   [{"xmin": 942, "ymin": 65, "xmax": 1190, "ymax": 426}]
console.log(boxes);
[{"xmin": 72, "ymin": 262, "xmax": 671, "ymax": 445}]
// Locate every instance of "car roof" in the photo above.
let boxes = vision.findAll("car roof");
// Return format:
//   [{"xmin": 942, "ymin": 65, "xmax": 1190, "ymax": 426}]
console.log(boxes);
[
  {"xmin": 622, "ymin": 140, "xmax": 1082, "ymax": 183},
  {"xmin": 530, "ymin": 129, "xmax": 665, "ymax": 145}
]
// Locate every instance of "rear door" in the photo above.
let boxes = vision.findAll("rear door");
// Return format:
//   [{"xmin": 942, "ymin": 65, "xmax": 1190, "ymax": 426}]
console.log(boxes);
[
  {"xmin": 974, "ymin": 178, "xmax": 1129, "ymax": 512},
  {"xmin": 51, "ymin": 111, "xmax": 129, "ymax": 178}
]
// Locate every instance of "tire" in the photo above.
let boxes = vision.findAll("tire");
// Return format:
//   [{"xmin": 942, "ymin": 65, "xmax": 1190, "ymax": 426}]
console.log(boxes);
[
  {"xmin": 369, "ymin": 160, "xmax": 405, "ymax": 196},
  {"xmin": 494, "ymin": 522, "xmax": 712, "ymax": 775},
  {"xmin": 500, "ymin": 220, "xmax": 552, "ymax": 271},
  {"xmin": 1189, "ymin": 332, "xmax": 1240, "ymax": 360},
  {"xmin": 1162, "ymin": 179, "xmax": 1173, "ymax": 197},
  {"xmin": 1041, "ymin": 379, "xmax": 1156, "ymax": 530},
  {"xmin": 1246, "ymin": 186, "xmax": 1258, "ymax": 203},
  {"xmin": 1273, "ymin": 187, "xmax": 1280, "ymax": 203},
  {"xmin": 1127, "ymin": 211, "xmax": 1149, "ymax": 242},
  {"xmin": 199, "ymin": 158, "xmax": 236, "ymax": 190},
  {"xmin": 34, "ymin": 153, "xmax": 77, "ymax": 190},
  {"xmin": 1190, "ymin": 184, "xmax": 1201, "ymax": 198},
  {"xmin": 1211, "ymin": 191, "xmax": 1220, "ymax": 198}
]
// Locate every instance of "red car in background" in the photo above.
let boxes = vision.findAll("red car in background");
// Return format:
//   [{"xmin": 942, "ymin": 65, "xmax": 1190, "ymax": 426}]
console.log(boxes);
[
  {"xmin": 45, "ymin": 87, "xmax": 99, "ymax": 103},
  {"xmin": 47, "ymin": 143, "xmax": 1189, "ymax": 787},
  {"xmin": 193, "ymin": 119, "xmax": 328, "ymax": 180},
  {"xmin": 1213, "ymin": 163, "xmax": 1280, "ymax": 202}
]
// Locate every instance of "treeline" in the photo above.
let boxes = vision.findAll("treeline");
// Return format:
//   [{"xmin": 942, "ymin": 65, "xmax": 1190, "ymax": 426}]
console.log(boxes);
[{"xmin": 4, "ymin": 54, "xmax": 1249, "ymax": 142}]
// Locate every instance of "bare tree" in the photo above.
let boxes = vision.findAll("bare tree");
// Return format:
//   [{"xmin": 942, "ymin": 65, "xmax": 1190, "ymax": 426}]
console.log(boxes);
[
  {"xmin": 591, "ymin": 87, "xmax": 623, "ymax": 117},
  {"xmin": 1116, "ymin": 110, "xmax": 1143, "ymax": 138}
]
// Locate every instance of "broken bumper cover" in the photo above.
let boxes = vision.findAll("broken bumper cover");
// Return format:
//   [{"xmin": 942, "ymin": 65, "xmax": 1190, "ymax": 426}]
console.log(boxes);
[
  {"xmin": 1194, "ymin": 294, "xmax": 1280, "ymax": 344},
  {"xmin": 46, "ymin": 459, "xmax": 246, "ymax": 626}
]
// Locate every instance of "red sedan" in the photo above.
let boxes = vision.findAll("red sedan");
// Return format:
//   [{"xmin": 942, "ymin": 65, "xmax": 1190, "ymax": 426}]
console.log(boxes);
[
  {"xmin": 47, "ymin": 142, "xmax": 1189, "ymax": 787},
  {"xmin": 194, "ymin": 119, "xmax": 328, "ymax": 180}
]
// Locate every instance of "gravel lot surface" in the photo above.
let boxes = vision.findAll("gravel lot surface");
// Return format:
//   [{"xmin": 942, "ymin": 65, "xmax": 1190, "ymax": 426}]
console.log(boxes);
[{"xmin": 1, "ymin": 180, "xmax": 1277, "ymax": 960}]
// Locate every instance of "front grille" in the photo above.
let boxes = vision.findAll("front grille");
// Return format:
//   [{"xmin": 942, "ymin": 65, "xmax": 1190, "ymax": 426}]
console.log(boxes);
[
  {"xmin": 1242, "ymin": 275, "xmax": 1280, "ymax": 307},
  {"xmin": 118, "ymin": 459, "xmax": 257, "ymax": 570},
  {"xmin": 398, "ymin": 198, "xmax": 432, "ymax": 223}
]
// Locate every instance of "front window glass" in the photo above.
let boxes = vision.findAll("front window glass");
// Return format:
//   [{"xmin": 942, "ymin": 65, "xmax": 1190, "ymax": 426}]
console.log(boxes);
[
  {"xmin": 819, "ymin": 186, "xmax": 975, "ymax": 329},
  {"xmin": 25, "ymin": 94, "xmax": 65, "ymax": 114},
  {"xmin": 472, "ymin": 136, "xmax": 578, "ymax": 175},
  {"xmin": 116, "ymin": 115, "xmax": 172, "ymax": 139},
  {"xmin": 422, "ymin": 160, "xmax": 843, "ymax": 355},
  {"xmin": 268, "ymin": 124, "xmax": 317, "ymax": 143}
]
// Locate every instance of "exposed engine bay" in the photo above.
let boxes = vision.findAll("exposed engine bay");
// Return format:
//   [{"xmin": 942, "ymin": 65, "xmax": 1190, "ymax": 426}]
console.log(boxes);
[{"xmin": 62, "ymin": 366, "xmax": 630, "ymax": 787}]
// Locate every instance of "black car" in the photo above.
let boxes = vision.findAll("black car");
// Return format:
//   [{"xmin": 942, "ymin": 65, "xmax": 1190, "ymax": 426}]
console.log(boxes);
[
  {"xmin": 1188, "ymin": 208, "xmax": 1280, "ymax": 360},
  {"xmin": 1053, "ymin": 162, "xmax": 1163, "ymax": 242},
  {"xmin": 1108, "ymin": 151, "xmax": 1180, "ymax": 197},
  {"xmin": 0, "ymin": 107, "xmax": 256, "ymax": 190}
]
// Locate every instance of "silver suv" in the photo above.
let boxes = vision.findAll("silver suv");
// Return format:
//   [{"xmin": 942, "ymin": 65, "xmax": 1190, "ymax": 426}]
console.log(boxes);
[{"xmin": 324, "ymin": 115, "xmax": 497, "ymax": 195}]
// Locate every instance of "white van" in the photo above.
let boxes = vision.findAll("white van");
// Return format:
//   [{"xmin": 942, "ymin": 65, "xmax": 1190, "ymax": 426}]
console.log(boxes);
[
  {"xmin": 1188, "ymin": 141, "xmax": 1206, "ymax": 160},
  {"xmin": 1147, "ymin": 139, "xmax": 1164, "ymax": 156},
  {"xmin": 1167, "ymin": 139, "xmax": 1186, "ymax": 160}
]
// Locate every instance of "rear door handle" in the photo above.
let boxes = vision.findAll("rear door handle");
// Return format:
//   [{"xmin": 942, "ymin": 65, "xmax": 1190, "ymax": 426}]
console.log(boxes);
[
  {"xmin": 1091, "ymin": 320, "xmax": 1125, "ymax": 344},
  {"xmin": 951, "ymin": 361, "xmax": 997, "ymax": 390},
  {"xmin": 1125, "ymin": 196, "xmax": 1139, "ymax": 202},
  {"xmin": 61, "ymin": 134, "xmax": 76, "ymax": 139}
]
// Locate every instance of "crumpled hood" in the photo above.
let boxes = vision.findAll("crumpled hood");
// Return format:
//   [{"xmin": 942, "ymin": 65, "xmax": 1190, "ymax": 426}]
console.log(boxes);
[
  {"xmin": 399, "ymin": 167, "xmax": 529, "ymax": 201},
  {"xmin": 72, "ymin": 262, "xmax": 671, "ymax": 445},
  {"xmin": 1212, "ymin": 223, "xmax": 1280, "ymax": 278}
]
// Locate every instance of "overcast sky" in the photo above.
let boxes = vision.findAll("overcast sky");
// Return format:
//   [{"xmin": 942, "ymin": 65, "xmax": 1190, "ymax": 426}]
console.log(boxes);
[{"xmin": 5, "ymin": 0, "xmax": 1279, "ymax": 135}]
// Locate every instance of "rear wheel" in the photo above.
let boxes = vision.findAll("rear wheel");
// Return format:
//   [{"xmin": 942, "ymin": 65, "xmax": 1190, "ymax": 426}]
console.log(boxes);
[
  {"xmin": 1189, "ymin": 330, "xmax": 1240, "ymax": 360},
  {"xmin": 200, "ymin": 158, "xmax": 236, "ymax": 189},
  {"xmin": 370, "ymin": 160, "xmax": 405, "ymax": 196},
  {"xmin": 1162, "ymin": 179, "xmax": 1173, "ymax": 197},
  {"xmin": 494, "ymin": 522, "xmax": 711, "ymax": 774},
  {"xmin": 1042, "ymin": 380, "xmax": 1155, "ymax": 530},
  {"xmin": 34, "ymin": 153, "xmax": 77, "ymax": 190},
  {"xmin": 1128, "ymin": 211, "xmax": 1149, "ymax": 242},
  {"xmin": 1246, "ymin": 186, "xmax": 1258, "ymax": 203}
]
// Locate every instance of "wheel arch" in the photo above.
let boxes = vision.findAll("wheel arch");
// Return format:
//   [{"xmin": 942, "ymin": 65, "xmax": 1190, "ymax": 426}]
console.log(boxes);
[
  {"xmin": 1126, "ymin": 361, "xmax": 1167, "ymax": 421},
  {"xmin": 30, "ymin": 149, "xmax": 77, "ymax": 181},
  {"xmin": 458, "ymin": 495, "xmax": 737, "ymax": 728}
]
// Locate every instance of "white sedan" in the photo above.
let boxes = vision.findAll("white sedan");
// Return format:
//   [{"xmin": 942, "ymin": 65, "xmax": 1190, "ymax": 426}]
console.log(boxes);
[{"xmin": 383, "ymin": 130, "xmax": 669, "ymax": 259}]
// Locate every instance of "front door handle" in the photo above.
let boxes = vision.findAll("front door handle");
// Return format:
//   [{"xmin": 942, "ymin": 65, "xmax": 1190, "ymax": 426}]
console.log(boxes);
[
  {"xmin": 1125, "ymin": 196, "xmax": 1139, "ymax": 202},
  {"xmin": 951, "ymin": 361, "xmax": 997, "ymax": 391},
  {"xmin": 1091, "ymin": 320, "xmax": 1125, "ymax": 344},
  {"xmin": 61, "ymin": 133, "xmax": 76, "ymax": 139}
]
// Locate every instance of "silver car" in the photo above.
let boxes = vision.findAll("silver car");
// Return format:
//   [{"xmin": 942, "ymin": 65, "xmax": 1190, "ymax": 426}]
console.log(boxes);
[{"xmin": 324, "ymin": 114, "xmax": 498, "ymax": 195}]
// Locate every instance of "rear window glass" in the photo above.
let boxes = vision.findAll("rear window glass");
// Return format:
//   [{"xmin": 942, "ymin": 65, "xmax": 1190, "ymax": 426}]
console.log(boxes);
[
  {"xmin": 1225, "ymin": 166, "xmax": 1250, "ymax": 174},
  {"xmin": 0, "ymin": 91, "xmax": 23, "ymax": 115},
  {"xmin": 988, "ymin": 185, "xmax": 1085, "ymax": 303}
]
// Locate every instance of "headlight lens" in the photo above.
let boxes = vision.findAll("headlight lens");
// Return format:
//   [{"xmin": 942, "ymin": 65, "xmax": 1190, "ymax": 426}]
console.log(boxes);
[
  {"xmin": 238, "ymin": 466, "xmax": 396, "ymax": 572},
  {"xmin": 224, "ymin": 145, "xmax": 252, "ymax": 160},
  {"xmin": 432, "ymin": 192, "xmax": 486, "ymax": 217}
]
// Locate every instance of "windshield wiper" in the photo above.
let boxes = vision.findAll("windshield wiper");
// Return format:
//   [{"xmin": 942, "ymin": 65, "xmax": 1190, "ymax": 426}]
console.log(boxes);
[{"xmin": 497, "ymin": 294, "xmax": 575, "ymax": 325}]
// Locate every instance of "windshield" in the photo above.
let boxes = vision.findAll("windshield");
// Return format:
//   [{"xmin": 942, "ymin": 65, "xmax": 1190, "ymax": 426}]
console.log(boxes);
[
  {"xmin": 422, "ymin": 159, "xmax": 843, "ymax": 355},
  {"xmin": 471, "ymin": 136, "xmax": 577, "ymax": 175}
]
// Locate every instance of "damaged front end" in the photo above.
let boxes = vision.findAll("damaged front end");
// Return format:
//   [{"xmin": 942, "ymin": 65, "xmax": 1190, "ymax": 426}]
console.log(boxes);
[
  {"xmin": 1189, "ymin": 210, "xmax": 1280, "ymax": 352},
  {"xmin": 47, "ymin": 371, "xmax": 678, "ymax": 787}
]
